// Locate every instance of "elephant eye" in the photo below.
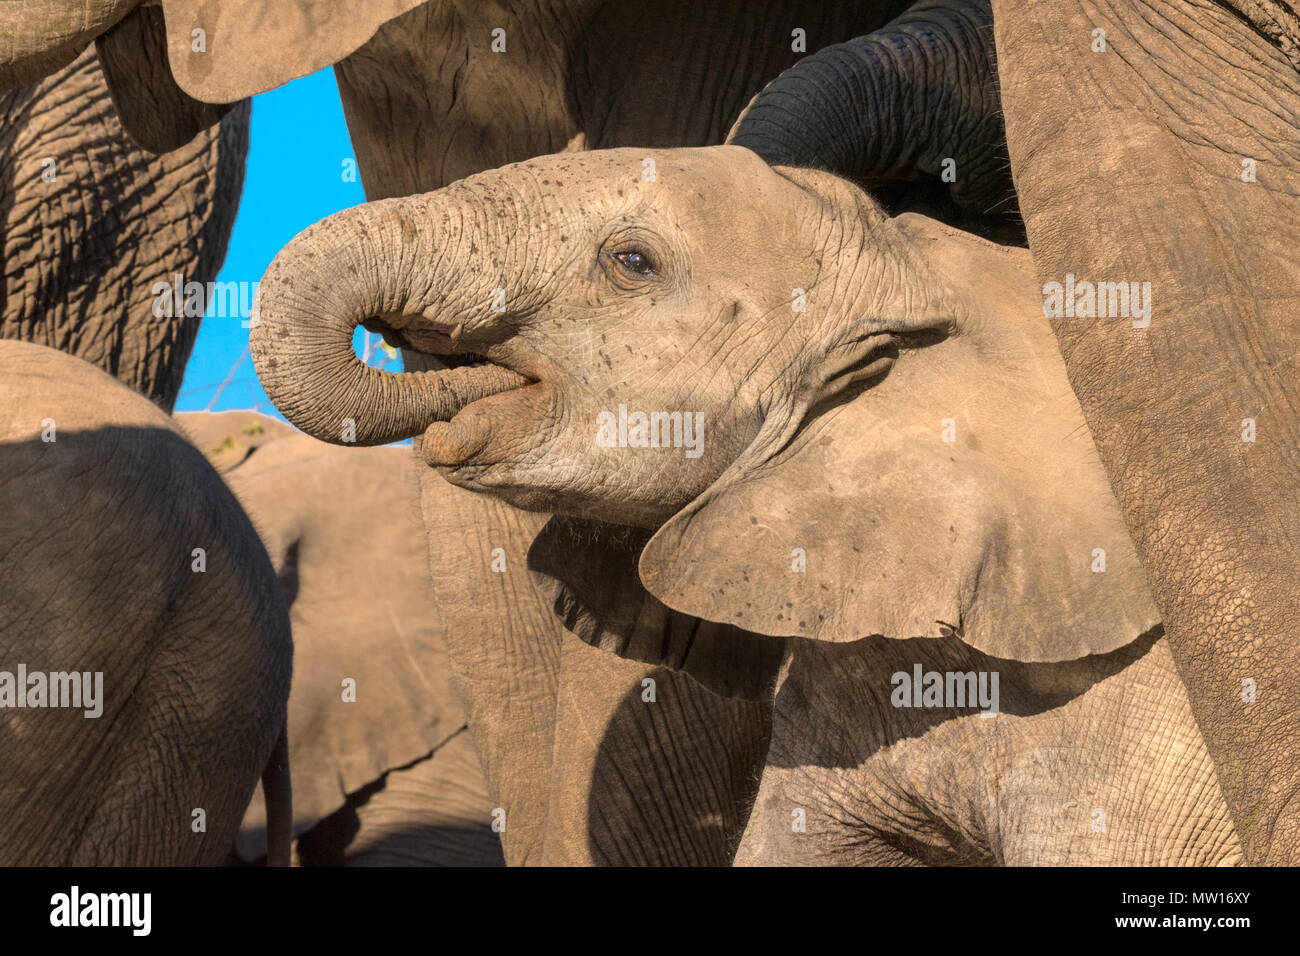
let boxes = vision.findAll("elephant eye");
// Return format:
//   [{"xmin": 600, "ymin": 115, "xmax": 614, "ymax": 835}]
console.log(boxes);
[{"xmin": 611, "ymin": 250, "xmax": 656, "ymax": 277}]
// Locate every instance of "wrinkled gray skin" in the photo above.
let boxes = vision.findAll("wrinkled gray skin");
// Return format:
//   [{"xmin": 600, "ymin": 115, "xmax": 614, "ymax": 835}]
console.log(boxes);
[
  {"xmin": 0, "ymin": 341, "xmax": 292, "ymax": 865},
  {"xmin": 729, "ymin": 0, "xmax": 1300, "ymax": 864},
  {"xmin": 9, "ymin": 0, "xmax": 931, "ymax": 868},
  {"xmin": 178, "ymin": 410, "xmax": 503, "ymax": 866},
  {"xmin": 0, "ymin": 47, "xmax": 248, "ymax": 410},
  {"xmin": 249, "ymin": 147, "xmax": 1242, "ymax": 864}
]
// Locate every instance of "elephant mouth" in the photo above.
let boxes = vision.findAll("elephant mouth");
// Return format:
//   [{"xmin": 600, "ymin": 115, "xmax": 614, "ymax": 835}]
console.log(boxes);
[{"xmin": 363, "ymin": 315, "xmax": 537, "ymax": 427}]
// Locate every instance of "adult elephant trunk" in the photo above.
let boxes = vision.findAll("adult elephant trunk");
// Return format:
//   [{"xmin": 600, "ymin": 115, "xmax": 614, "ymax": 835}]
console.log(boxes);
[
  {"xmin": 726, "ymin": 0, "xmax": 1008, "ymax": 214},
  {"xmin": 250, "ymin": 195, "xmax": 529, "ymax": 446}
]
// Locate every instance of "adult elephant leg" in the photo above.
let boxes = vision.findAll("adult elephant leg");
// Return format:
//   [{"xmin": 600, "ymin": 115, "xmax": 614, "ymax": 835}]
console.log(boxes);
[{"xmin": 993, "ymin": 0, "xmax": 1300, "ymax": 863}]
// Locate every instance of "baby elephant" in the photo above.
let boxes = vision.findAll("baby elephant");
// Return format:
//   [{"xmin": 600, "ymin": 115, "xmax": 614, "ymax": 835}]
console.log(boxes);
[{"xmin": 251, "ymin": 146, "xmax": 1240, "ymax": 865}]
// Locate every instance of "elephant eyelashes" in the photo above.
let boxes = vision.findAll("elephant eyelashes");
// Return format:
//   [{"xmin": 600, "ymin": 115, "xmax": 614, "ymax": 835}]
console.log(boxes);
[{"xmin": 610, "ymin": 250, "xmax": 657, "ymax": 277}]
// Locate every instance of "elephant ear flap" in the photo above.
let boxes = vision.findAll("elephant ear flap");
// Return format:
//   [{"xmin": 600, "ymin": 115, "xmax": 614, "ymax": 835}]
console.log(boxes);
[
  {"xmin": 638, "ymin": 403, "xmax": 1160, "ymax": 664},
  {"xmin": 159, "ymin": 0, "xmax": 428, "ymax": 104},
  {"xmin": 95, "ymin": 7, "xmax": 235, "ymax": 154},
  {"xmin": 527, "ymin": 518, "xmax": 785, "ymax": 701}
]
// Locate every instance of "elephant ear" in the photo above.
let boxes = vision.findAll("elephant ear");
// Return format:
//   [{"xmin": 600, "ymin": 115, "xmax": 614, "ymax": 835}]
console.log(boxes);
[
  {"xmin": 159, "ymin": 0, "xmax": 427, "ymax": 104},
  {"xmin": 95, "ymin": 6, "xmax": 234, "ymax": 153},
  {"xmin": 638, "ymin": 368, "xmax": 1158, "ymax": 664},
  {"xmin": 232, "ymin": 439, "xmax": 466, "ymax": 860},
  {"xmin": 527, "ymin": 518, "xmax": 786, "ymax": 701},
  {"xmin": 0, "ymin": 0, "xmax": 136, "ymax": 92},
  {"xmin": 635, "ymin": 216, "xmax": 1158, "ymax": 665}
]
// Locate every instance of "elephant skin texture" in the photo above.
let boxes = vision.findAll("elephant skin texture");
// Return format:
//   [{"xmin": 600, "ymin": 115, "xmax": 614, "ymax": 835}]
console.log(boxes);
[
  {"xmin": 991, "ymin": 0, "xmax": 1300, "ymax": 866},
  {"xmin": 178, "ymin": 410, "xmax": 503, "ymax": 867},
  {"xmin": 1, "ymin": 47, "xmax": 248, "ymax": 410},
  {"xmin": 728, "ymin": 0, "xmax": 1300, "ymax": 867},
  {"xmin": 0, "ymin": 341, "xmax": 292, "ymax": 865},
  {"xmin": 249, "ymin": 147, "xmax": 1243, "ymax": 865},
  {"xmin": 11, "ymin": 0, "xmax": 1036, "ymax": 867},
  {"xmin": 329, "ymin": 0, "xmax": 918, "ymax": 866}
]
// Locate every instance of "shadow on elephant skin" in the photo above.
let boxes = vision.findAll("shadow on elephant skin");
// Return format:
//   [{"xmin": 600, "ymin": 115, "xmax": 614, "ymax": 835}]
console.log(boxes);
[{"xmin": 766, "ymin": 625, "xmax": 1166, "ymax": 770}]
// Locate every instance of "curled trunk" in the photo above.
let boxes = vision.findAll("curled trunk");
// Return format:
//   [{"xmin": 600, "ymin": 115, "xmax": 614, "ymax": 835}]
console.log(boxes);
[{"xmin": 250, "ymin": 196, "xmax": 527, "ymax": 446}]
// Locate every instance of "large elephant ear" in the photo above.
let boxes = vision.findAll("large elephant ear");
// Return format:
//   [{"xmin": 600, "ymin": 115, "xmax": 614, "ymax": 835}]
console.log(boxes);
[
  {"xmin": 639, "ymin": 216, "xmax": 1160, "ymax": 664},
  {"xmin": 94, "ymin": 6, "xmax": 233, "ymax": 153},
  {"xmin": 0, "ymin": 0, "xmax": 137, "ymax": 92},
  {"xmin": 231, "ymin": 438, "xmax": 466, "ymax": 860},
  {"xmin": 159, "ymin": 0, "xmax": 427, "ymax": 104}
]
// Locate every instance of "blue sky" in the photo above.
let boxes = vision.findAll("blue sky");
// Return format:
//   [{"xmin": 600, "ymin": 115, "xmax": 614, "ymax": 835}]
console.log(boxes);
[{"xmin": 174, "ymin": 69, "xmax": 366, "ymax": 415}]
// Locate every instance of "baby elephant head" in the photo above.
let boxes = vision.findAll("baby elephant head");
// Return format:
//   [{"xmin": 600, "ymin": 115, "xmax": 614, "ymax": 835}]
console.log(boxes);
[
  {"xmin": 253, "ymin": 145, "xmax": 1158, "ymax": 674},
  {"xmin": 253, "ymin": 146, "xmax": 941, "ymax": 527}
]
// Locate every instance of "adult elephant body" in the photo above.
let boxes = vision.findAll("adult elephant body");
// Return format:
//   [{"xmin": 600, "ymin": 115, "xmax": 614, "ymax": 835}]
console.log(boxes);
[
  {"xmin": 726, "ymin": 0, "xmax": 1300, "ymax": 863},
  {"xmin": 178, "ymin": 411, "xmax": 503, "ymax": 866},
  {"xmin": 1, "ymin": 48, "xmax": 247, "ymax": 409},
  {"xmin": 249, "ymin": 147, "xmax": 1242, "ymax": 864},
  {"xmin": 0, "ymin": 342, "xmax": 292, "ymax": 865}
]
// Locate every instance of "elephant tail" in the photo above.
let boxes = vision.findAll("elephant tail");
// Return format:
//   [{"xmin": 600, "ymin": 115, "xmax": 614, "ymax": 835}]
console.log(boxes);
[{"xmin": 261, "ymin": 720, "xmax": 292, "ymax": 867}]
